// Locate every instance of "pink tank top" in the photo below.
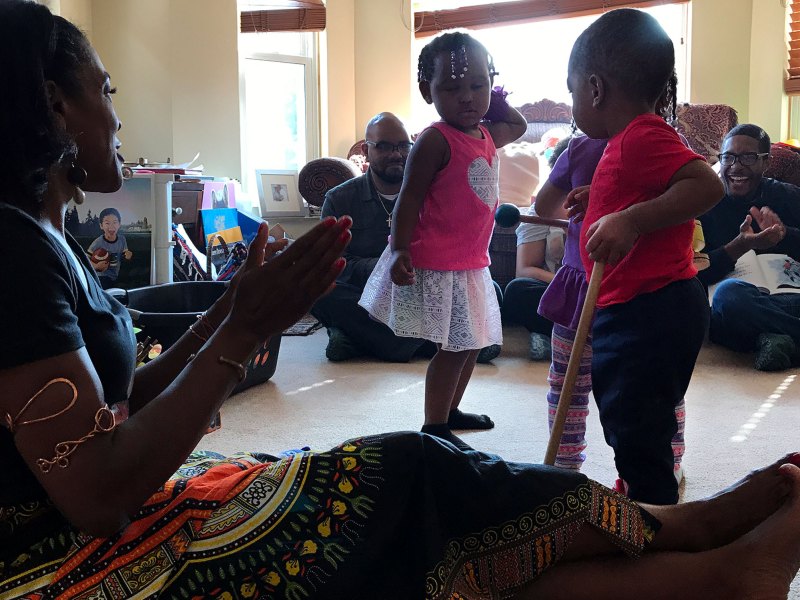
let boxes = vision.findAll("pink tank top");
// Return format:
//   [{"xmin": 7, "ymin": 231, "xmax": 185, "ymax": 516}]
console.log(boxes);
[{"xmin": 410, "ymin": 122, "xmax": 499, "ymax": 271}]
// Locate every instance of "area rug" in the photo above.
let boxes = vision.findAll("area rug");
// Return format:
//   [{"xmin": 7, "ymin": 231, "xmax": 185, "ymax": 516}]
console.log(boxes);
[{"xmin": 283, "ymin": 314, "xmax": 323, "ymax": 336}]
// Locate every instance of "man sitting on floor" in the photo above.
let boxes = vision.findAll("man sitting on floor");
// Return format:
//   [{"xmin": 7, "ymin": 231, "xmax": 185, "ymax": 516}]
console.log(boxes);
[
  {"xmin": 310, "ymin": 113, "xmax": 436, "ymax": 362},
  {"xmin": 698, "ymin": 123, "xmax": 800, "ymax": 370}
]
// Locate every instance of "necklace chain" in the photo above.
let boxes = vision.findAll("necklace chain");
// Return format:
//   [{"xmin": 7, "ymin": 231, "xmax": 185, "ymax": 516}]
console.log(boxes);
[{"xmin": 377, "ymin": 196, "xmax": 394, "ymax": 228}]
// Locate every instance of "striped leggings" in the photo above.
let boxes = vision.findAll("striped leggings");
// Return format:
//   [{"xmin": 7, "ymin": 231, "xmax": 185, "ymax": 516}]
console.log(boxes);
[{"xmin": 547, "ymin": 323, "xmax": 686, "ymax": 471}]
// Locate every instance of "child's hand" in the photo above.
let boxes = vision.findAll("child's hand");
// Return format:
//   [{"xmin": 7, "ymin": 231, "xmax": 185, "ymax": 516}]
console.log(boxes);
[
  {"xmin": 564, "ymin": 185, "xmax": 590, "ymax": 222},
  {"xmin": 584, "ymin": 211, "xmax": 640, "ymax": 265},
  {"xmin": 483, "ymin": 86, "xmax": 510, "ymax": 122},
  {"xmin": 123, "ymin": 250, "xmax": 133, "ymax": 260},
  {"xmin": 390, "ymin": 250, "xmax": 415, "ymax": 286}
]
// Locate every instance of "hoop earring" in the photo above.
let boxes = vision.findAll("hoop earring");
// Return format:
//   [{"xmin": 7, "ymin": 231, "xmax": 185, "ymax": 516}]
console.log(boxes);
[{"xmin": 67, "ymin": 163, "xmax": 87, "ymax": 205}]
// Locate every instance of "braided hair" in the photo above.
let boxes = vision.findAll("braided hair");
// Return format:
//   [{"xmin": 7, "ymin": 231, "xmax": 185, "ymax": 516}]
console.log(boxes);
[
  {"xmin": 657, "ymin": 70, "xmax": 679, "ymax": 125},
  {"xmin": 569, "ymin": 9, "xmax": 674, "ymax": 109},
  {"xmin": 0, "ymin": 0, "xmax": 92, "ymax": 215},
  {"xmin": 417, "ymin": 31, "xmax": 497, "ymax": 84}
]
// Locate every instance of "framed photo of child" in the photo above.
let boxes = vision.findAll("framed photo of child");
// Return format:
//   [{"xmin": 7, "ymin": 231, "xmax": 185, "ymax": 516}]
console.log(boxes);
[
  {"xmin": 255, "ymin": 169, "xmax": 304, "ymax": 217},
  {"xmin": 68, "ymin": 174, "xmax": 156, "ymax": 289}
]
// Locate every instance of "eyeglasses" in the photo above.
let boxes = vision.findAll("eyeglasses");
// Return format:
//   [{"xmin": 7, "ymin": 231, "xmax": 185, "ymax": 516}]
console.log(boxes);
[
  {"xmin": 365, "ymin": 141, "xmax": 413, "ymax": 154},
  {"xmin": 717, "ymin": 152, "xmax": 769, "ymax": 166}
]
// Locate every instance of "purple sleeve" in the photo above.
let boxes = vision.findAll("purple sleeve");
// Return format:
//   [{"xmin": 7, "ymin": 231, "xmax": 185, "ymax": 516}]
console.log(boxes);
[{"xmin": 548, "ymin": 142, "xmax": 572, "ymax": 192}]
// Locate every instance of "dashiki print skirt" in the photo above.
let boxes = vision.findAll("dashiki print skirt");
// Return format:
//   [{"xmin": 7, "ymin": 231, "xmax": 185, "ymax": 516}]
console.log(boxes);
[{"xmin": 0, "ymin": 432, "xmax": 658, "ymax": 599}]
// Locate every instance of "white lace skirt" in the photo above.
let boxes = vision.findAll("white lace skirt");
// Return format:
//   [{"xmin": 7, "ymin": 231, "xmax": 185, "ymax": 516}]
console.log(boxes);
[{"xmin": 358, "ymin": 247, "xmax": 502, "ymax": 351}]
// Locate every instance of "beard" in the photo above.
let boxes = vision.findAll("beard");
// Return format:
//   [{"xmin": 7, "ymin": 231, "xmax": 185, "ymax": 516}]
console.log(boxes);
[{"xmin": 372, "ymin": 162, "xmax": 404, "ymax": 185}]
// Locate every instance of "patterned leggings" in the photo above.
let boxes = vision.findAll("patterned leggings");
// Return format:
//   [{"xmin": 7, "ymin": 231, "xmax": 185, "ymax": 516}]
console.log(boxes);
[{"xmin": 547, "ymin": 323, "xmax": 686, "ymax": 471}]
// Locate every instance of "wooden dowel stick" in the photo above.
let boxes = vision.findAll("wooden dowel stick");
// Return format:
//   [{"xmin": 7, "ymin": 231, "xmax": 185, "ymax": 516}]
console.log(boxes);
[{"xmin": 544, "ymin": 262, "xmax": 605, "ymax": 466}]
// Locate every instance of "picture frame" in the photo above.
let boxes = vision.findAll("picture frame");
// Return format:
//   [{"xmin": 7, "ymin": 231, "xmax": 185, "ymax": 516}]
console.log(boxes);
[
  {"xmin": 255, "ymin": 169, "xmax": 304, "ymax": 217},
  {"xmin": 72, "ymin": 173, "xmax": 158, "ymax": 290}
]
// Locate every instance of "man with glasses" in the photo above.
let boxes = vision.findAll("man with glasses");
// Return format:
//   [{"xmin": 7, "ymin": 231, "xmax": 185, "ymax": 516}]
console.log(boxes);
[
  {"xmin": 698, "ymin": 123, "xmax": 800, "ymax": 370},
  {"xmin": 311, "ymin": 112, "xmax": 435, "ymax": 362}
]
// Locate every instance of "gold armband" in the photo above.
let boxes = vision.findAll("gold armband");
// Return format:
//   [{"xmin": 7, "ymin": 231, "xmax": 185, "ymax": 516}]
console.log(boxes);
[{"xmin": 4, "ymin": 378, "xmax": 117, "ymax": 473}]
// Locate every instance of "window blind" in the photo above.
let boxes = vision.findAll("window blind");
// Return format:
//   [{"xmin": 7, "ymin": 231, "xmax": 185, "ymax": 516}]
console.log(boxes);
[
  {"xmin": 413, "ymin": 0, "xmax": 687, "ymax": 37},
  {"xmin": 788, "ymin": 0, "xmax": 800, "ymax": 93},
  {"xmin": 241, "ymin": 1, "xmax": 325, "ymax": 33}
]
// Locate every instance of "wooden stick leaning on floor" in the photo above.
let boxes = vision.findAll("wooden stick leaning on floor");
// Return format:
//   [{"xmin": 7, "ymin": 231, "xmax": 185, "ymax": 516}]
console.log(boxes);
[{"xmin": 544, "ymin": 261, "xmax": 605, "ymax": 466}]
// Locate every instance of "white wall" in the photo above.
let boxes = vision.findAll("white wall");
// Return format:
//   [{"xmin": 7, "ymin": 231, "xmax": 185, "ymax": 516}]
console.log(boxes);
[
  {"xmin": 353, "ymin": 0, "xmax": 414, "ymax": 131},
  {"xmin": 91, "ymin": 1, "xmax": 173, "ymax": 166},
  {"xmin": 321, "ymin": 0, "xmax": 357, "ymax": 157},
  {"xmin": 169, "ymin": 0, "xmax": 241, "ymax": 181},
  {"xmin": 748, "ymin": 0, "xmax": 790, "ymax": 140},
  {"xmin": 91, "ymin": 0, "xmax": 241, "ymax": 180},
  {"xmin": 689, "ymin": 0, "xmax": 789, "ymax": 141},
  {"xmin": 57, "ymin": 0, "xmax": 93, "ymax": 40}
]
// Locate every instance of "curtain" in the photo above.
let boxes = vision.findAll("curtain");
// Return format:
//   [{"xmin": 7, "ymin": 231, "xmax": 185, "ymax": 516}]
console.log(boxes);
[
  {"xmin": 414, "ymin": 0, "xmax": 687, "ymax": 37},
  {"xmin": 788, "ymin": 0, "xmax": 800, "ymax": 93},
  {"xmin": 241, "ymin": 1, "xmax": 325, "ymax": 33}
]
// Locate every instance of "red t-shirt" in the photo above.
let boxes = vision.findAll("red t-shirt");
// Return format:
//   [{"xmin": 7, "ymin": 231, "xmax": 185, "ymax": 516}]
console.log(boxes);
[{"xmin": 580, "ymin": 113, "xmax": 703, "ymax": 308}]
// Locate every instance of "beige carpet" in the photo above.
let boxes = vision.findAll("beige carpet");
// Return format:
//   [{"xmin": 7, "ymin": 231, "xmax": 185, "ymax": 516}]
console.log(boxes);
[{"xmin": 197, "ymin": 324, "xmax": 800, "ymax": 595}]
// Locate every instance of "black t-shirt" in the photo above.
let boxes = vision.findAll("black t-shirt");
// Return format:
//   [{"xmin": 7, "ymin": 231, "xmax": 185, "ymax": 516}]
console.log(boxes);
[
  {"xmin": 698, "ymin": 177, "xmax": 800, "ymax": 286},
  {"xmin": 0, "ymin": 204, "xmax": 136, "ymax": 507}
]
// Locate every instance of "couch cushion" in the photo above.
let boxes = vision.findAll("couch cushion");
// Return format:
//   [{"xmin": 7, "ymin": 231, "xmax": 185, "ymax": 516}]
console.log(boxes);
[{"xmin": 498, "ymin": 142, "xmax": 542, "ymax": 207}]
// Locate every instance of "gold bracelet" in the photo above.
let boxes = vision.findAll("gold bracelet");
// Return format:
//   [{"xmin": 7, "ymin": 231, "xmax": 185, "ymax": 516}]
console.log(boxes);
[{"xmin": 218, "ymin": 356, "xmax": 247, "ymax": 382}]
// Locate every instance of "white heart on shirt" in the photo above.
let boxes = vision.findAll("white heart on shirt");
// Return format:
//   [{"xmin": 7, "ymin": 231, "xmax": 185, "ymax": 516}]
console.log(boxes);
[{"xmin": 468, "ymin": 156, "xmax": 499, "ymax": 207}]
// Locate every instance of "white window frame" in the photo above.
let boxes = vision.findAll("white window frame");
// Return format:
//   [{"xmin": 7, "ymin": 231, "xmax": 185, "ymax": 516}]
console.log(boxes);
[{"xmin": 239, "ymin": 39, "xmax": 320, "ymax": 197}]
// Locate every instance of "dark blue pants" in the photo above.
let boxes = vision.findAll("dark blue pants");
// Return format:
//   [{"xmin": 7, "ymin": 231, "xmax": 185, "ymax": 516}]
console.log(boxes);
[
  {"xmin": 710, "ymin": 279, "xmax": 800, "ymax": 352},
  {"xmin": 311, "ymin": 282, "xmax": 428, "ymax": 362},
  {"xmin": 501, "ymin": 277, "xmax": 553, "ymax": 335},
  {"xmin": 592, "ymin": 278, "xmax": 709, "ymax": 505}
]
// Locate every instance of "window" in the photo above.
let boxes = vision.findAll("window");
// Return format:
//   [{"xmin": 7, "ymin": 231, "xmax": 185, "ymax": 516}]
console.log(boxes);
[
  {"xmin": 409, "ymin": 3, "xmax": 689, "ymax": 133},
  {"xmin": 787, "ymin": 0, "xmax": 800, "ymax": 94},
  {"xmin": 239, "ymin": 31, "xmax": 320, "ymax": 197}
]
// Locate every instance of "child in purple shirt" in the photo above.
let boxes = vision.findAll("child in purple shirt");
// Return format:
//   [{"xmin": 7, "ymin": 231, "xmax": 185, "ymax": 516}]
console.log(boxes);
[{"xmin": 535, "ymin": 135, "xmax": 606, "ymax": 471}]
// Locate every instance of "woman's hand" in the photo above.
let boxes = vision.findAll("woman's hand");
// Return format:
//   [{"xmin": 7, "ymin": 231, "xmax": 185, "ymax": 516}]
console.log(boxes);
[
  {"xmin": 227, "ymin": 217, "xmax": 351, "ymax": 341},
  {"xmin": 564, "ymin": 185, "xmax": 591, "ymax": 222},
  {"xmin": 389, "ymin": 249, "xmax": 415, "ymax": 286},
  {"xmin": 584, "ymin": 211, "xmax": 640, "ymax": 265}
]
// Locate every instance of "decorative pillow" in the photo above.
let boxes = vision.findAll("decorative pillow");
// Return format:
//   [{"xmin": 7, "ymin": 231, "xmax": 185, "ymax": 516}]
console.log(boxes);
[
  {"xmin": 298, "ymin": 157, "xmax": 362, "ymax": 207},
  {"xmin": 674, "ymin": 103, "xmax": 738, "ymax": 164},
  {"xmin": 764, "ymin": 143, "xmax": 800, "ymax": 187},
  {"xmin": 497, "ymin": 142, "xmax": 542, "ymax": 207}
]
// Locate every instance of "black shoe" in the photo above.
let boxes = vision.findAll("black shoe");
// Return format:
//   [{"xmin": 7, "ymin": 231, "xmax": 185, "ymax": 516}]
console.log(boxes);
[
  {"xmin": 476, "ymin": 344, "xmax": 501, "ymax": 364},
  {"xmin": 325, "ymin": 327, "xmax": 362, "ymax": 362},
  {"xmin": 754, "ymin": 333, "xmax": 797, "ymax": 372},
  {"xmin": 529, "ymin": 332, "xmax": 552, "ymax": 361}
]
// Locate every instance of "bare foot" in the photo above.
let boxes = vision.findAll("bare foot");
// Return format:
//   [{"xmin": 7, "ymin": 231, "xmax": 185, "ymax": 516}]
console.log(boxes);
[
  {"xmin": 699, "ymin": 453, "xmax": 798, "ymax": 548},
  {"xmin": 731, "ymin": 463, "xmax": 800, "ymax": 599},
  {"xmin": 648, "ymin": 453, "xmax": 798, "ymax": 552}
]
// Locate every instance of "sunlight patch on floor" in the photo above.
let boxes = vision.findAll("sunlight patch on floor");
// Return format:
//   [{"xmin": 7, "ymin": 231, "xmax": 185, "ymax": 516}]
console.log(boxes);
[
  {"xmin": 730, "ymin": 374, "xmax": 797, "ymax": 443},
  {"xmin": 386, "ymin": 380, "xmax": 425, "ymax": 396},
  {"xmin": 285, "ymin": 379, "xmax": 335, "ymax": 396}
]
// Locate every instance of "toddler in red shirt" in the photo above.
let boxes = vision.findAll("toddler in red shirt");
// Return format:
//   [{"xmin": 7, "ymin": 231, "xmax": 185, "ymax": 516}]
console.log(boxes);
[{"xmin": 566, "ymin": 9, "xmax": 724, "ymax": 504}]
